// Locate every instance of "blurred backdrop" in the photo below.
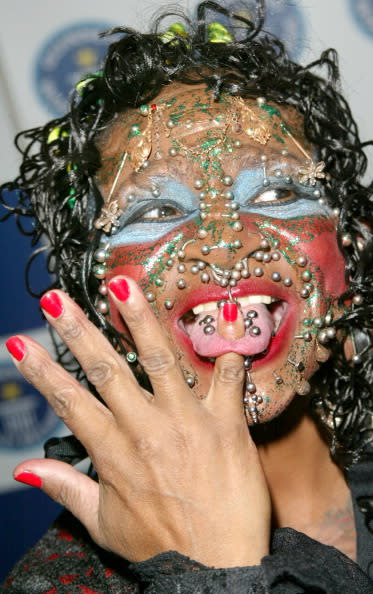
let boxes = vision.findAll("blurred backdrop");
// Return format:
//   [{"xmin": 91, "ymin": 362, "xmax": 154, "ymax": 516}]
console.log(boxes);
[{"xmin": 1, "ymin": 0, "xmax": 372, "ymax": 581}]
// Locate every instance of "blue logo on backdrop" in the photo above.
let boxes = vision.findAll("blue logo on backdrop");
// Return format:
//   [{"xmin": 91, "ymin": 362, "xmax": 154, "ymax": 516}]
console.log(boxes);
[
  {"xmin": 350, "ymin": 0, "xmax": 373, "ymax": 38},
  {"xmin": 35, "ymin": 22, "xmax": 113, "ymax": 117},
  {"xmin": 202, "ymin": 0, "xmax": 306, "ymax": 59},
  {"xmin": 0, "ymin": 364, "xmax": 59, "ymax": 449}
]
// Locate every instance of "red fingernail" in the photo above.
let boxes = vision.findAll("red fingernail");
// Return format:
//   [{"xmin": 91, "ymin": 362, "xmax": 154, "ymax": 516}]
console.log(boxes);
[
  {"xmin": 6, "ymin": 337, "xmax": 26, "ymax": 361},
  {"xmin": 40, "ymin": 292, "xmax": 63, "ymax": 318},
  {"xmin": 15, "ymin": 471, "xmax": 42, "ymax": 488},
  {"xmin": 108, "ymin": 278, "xmax": 130, "ymax": 302},
  {"xmin": 223, "ymin": 302, "xmax": 238, "ymax": 322}
]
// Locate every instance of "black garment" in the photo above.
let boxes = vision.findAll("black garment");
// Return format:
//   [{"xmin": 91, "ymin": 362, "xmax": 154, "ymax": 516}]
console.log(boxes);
[{"xmin": 2, "ymin": 459, "xmax": 373, "ymax": 593}]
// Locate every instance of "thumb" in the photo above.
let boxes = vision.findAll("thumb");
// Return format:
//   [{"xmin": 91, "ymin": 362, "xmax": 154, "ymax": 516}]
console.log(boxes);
[
  {"xmin": 14, "ymin": 458, "xmax": 100, "ymax": 541},
  {"xmin": 207, "ymin": 302, "xmax": 246, "ymax": 416}
]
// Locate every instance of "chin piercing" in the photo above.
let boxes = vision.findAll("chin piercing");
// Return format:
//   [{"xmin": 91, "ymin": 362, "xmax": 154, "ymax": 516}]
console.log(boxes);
[
  {"xmin": 186, "ymin": 376, "xmax": 196, "ymax": 388},
  {"xmin": 126, "ymin": 351, "xmax": 137, "ymax": 364},
  {"xmin": 317, "ymin": 327, "xmax": 336, "ymax": 344},
  {"xmin": 272, "ymin": 372, "xmax": 283, "ymax": 385},
  {"xmin": 295, "ymin": 331, "xmax": 313, "ymax": 342},
  {"xmin": 287, "ymin": 358, "xmax": 305, "ymax": 372}
]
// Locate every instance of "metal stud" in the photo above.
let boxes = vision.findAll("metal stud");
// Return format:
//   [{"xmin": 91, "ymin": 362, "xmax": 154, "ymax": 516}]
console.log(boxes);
[
  {"xmin": 249, "ymin": 326, "xmax": 261, "ymax": 336},
  {"xmin": 296, "ymin": 255, "xmax": 307, "ymax": 267},
  {"xmin": 247, "ymin": 310, "xmax": 258, "ymax": 319},
  {"xmin": 164, "ymin": 300, "xmax": 174, "ymax": 310},
  {"xmin": 146, "ymin": 292, "xmax": 156, "ymax": 302},
  {"xmin": 177, "ymin": 279, "xmax": 186, "ymax": 289},
  {"xmin": 283, "ymin": 277, "xmax": 293, "ymax": 287},
  {"xmin": 254, "ymin": 267, "xmax": 264, "ymax": 277},
  {"xmin": 201, "ymin": 245, "xmax": 210, "ymax": 255},
  {"xmin": 271, "ymin": 272, "xmax": 281, "ymax": 282},
  {"xmin": 272, "ymin": 251, "xmax": 281, "ymax": 261},
  {"xmin": 186, "ymin": 376, "xmax": 195, "ymax": 388},
  {"xmin": 204, "ymin": 325, "xmax": 215, "ymax": 335}
]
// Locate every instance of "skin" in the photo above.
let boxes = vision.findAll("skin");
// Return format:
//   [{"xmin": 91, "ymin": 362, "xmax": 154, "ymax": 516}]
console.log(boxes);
[{"xmin": 9, "ymin": 83, "xmax": 356, "ymax": 567}]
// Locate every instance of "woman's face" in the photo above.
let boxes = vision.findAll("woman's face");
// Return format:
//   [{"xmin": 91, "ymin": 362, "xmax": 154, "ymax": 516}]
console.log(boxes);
[{"xmin": 96, "ymin": 82, "xmax": 346, "ymax": 424}]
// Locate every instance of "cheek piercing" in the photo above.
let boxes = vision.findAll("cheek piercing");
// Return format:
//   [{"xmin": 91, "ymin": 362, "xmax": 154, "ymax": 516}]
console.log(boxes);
[{"xmin": 272, "ymin": 371, "xmax": 284, "ymax": 385}]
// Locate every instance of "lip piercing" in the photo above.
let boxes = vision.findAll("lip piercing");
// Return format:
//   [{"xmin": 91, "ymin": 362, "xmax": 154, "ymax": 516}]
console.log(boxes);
[
  {"xmin": 200, "ymin": 272, "xmax": 210, "ymax": 283},
  {"xmin": 271, "ymin": 272, "xmax": 281, "ymax": 282},
  {"xmin": 177, "ymin": 279, "xmax": 186, "ymax": 289},
  {"xmin": 164, "ymin": 300, "xmax": 174, "ymax": 310},
  {"xmin": 271, "ymin": 251, "xmax": 281, "ymax": 261},
  {"xmin": 283, "ymin": 277, "xmax": 293, "ymax": 287},
  {"xmin": 244, "ymin": 357, "xmax": 252, "ymax": 370},
  {"xmin": 254, "ymin": 267, "xmax": 264, "ymax": 277},
  {"xmin": 259, "ymin": 238, "xmax": 270, "ymax": 250},
  {"xmin": 287, "ymin": 358, "xmax": 305, "ymax": 372}
]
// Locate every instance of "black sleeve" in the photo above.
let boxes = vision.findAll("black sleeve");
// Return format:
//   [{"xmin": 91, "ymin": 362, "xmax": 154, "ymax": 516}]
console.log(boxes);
[{"xmin": 129, "ymin": 528, "xmax": 373, "ymax": 593}]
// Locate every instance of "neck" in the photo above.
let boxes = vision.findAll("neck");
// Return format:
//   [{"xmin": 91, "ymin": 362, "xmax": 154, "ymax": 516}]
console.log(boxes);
[{"xmin": 252, "ymin": 397, "xmax": 356, "ymax": 559}]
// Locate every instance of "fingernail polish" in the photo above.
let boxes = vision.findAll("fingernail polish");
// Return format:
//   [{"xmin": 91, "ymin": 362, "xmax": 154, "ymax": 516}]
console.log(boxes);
[
  {"xmin": 6, "ymin": 337, "xmax": 26, "ymax": 361},
  {"xmin": 15, "ymin": 471, "xmax": 42, "ymax": 488},
  {"xmin": 223, "ymin": 302, "xmax": 238, "ymax": 322},
  {"xmin": 108, "ymin": 278, "xmax": 130, "ymax": 302},
  {"xmin": 40, "ymin": 292, "xmax": 64, "ymax": 318}
]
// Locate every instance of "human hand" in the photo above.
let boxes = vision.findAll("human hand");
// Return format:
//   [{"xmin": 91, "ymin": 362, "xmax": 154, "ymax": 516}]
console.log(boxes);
[{"xmin": 7, "ymin": 277, "xmax": 270, "ymax": 568}]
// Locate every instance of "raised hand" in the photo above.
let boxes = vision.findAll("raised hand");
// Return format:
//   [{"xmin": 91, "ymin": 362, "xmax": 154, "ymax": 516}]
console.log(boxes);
[{"xmin": 6, "ymin": 276, "xmax": 270, "ymax": 568}]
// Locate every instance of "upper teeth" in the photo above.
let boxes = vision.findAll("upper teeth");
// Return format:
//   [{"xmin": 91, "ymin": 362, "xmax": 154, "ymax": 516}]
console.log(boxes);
[{"xmin": 192, "ymin": 295, "xmax": 275, "ymax": 315}]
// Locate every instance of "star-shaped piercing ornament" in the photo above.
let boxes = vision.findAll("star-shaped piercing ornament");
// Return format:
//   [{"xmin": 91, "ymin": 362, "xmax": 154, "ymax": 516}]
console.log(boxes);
[{"xmin": 298, "ymin": 160, "xmax": 326, "ymax": 186}]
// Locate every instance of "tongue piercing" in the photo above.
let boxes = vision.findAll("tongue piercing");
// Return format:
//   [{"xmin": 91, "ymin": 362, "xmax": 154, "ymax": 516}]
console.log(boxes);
[
  {"xmin": 249, "ymin": 326, "xmax": 261, "ymax": 336},
  {"xmin": 204, "ymin": 325, "xmax": 215, "ymax": 335},
  {"xmin": 244, "ymin": 319, "xmax": 253, "ymax": 329},
  {"xmin": 247, "ymin": 310, "xmax": 258, "ymax": 319},
  {"xmin": 287, "ymin": 358, "xmax": 305, "ymax": 372},
  {"xmin": 199, "ymin": 315, "xmax": 215, "ymax": 326}
]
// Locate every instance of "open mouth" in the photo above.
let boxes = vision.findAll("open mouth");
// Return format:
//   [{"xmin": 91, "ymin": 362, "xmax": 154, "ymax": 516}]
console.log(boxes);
[{"xmin": 178, "ymin": 294, "xmax": 288, "ymax": 359}]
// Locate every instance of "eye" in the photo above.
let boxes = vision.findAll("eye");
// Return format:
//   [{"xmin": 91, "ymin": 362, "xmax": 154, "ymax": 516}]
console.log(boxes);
[
  {"xmin": 252, "ymin": 188, "xmax": 296, "ymax": 205},
  {"xmin": 136, "ymin": 204, "xmax": 183, "ymax": 222}
]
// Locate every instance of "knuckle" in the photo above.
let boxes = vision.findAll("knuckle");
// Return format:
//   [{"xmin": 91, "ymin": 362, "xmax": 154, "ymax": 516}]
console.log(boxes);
[
  {"xmin": 132, "ymin": 435, "xmax": 160, "ymax": 459},
  {"xmin": 26, "ymin": 358, "xmax": 50, "ymax": 382},
  {"xmin": 215, "ymin": 362, "xmax": 245, "ymax": 385},
  {"xmin": 50, "ymin": 387, "xmax": 76, "ymax": 420},
  {"xmin": 140, "ymin": 350, "xmax": 177, "ymax": 377},
  {"xmin": 60, "ymin": 317, "xmax": 84, "ymax": 343},
  {"xmin": 86, "ymin": 356, "xmax": 120, "ymax": 388},
  {"xmin": 125, "ymin": 308, "xmax": 149, "ymax": 330}
]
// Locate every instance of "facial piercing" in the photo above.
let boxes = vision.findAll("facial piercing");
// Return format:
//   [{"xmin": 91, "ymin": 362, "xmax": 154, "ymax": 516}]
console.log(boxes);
[
  {"xmin": 272, "ymin": 372, "xmax": 283, "ymax": 385},
  {"xmin": 352, "ymin": 294, "xmax": 364, "ymax": 306},
  {"xmin": 186, "ymin": 375, "xmax": 196, "ymax": 388},
  {"xmin": 287, "ymin": 358, "xmax": 305, "ymax": 372},
  {"xmin": 146, "ymin": 292, "xmax": 156, "ymax": 302},
  {"xmin": 316, "ymin": 344, "xmax": 330, "ymax": 363},
  {"xmin": 164, "ymin": 300, "xmax": 174, "ymax": 310}
]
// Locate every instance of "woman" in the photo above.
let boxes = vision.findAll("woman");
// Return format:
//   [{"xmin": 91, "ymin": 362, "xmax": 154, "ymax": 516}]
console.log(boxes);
[{"xmin": 1, "ymin": 1, "xmax": 372, "ymax": 591}]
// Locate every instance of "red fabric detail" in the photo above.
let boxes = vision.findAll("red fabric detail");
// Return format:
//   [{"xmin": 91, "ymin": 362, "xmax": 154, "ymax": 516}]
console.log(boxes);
[
  {"xmin": 45, "ymin": 553, "xmax": 60, "ymax": 561},
  {"xmin": 60, "ymin": 574, "xmax": 78, "ymax": 584},
  {"xmin": 151, "ymin": 103, "xmax": 157, "ymax": 111},
  {"xmin": 65, "ymin": 551, "xmax": 86, "ymax": 559},
  {"xmin": 44, "ymin": 589, "xmax": 57, "ymax": 594},
  {"xmin": 78, "ymin": 586, "xmax": 100, "ymax": 593},
  {"xmin": 57, "ymin": 528, "xmax": 74, "ymax": 541},
  {"xmin": 104, "ymin": 568, "xmax": 115, "ymax": 578},
  {"xmin": 85, "ymin": 567, "xmax": 94, "ymax": 577}
]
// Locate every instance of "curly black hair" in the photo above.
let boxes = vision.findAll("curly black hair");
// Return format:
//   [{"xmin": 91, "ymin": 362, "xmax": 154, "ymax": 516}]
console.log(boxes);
[{"xmin": 1, "ymin": 0, "xmax": 372, "ymax": 468}]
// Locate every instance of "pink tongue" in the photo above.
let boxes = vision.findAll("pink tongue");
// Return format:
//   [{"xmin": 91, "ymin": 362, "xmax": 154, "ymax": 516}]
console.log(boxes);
[{"xmin": 187, "ymin": 303, "xmax": 274, "ymax": 358}]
